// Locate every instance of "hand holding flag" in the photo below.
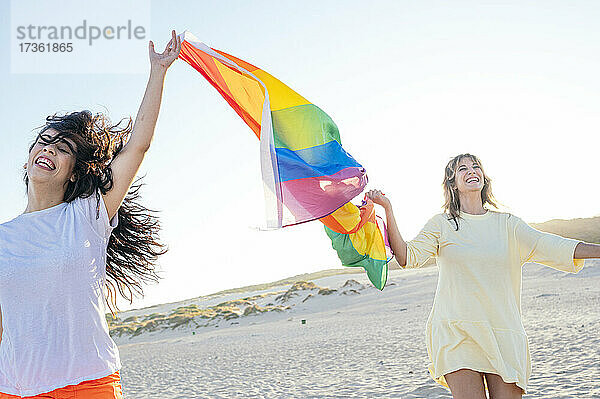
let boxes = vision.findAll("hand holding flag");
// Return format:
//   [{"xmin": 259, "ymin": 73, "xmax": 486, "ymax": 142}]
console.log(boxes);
[{"xmin": 149, "ymin": 30, "xmax": 181, "ymax": 74}]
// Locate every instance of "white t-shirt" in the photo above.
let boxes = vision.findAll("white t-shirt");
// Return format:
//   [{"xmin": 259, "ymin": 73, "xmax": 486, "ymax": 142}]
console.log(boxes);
[{"xmin": 0, "ymin": 192, "xmax": 121, "ymax": 396}]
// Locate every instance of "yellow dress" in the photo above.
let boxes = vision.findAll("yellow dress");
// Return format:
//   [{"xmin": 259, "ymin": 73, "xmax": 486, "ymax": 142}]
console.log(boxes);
[{"xmin": 404, "ymin": 210, "xmax": 583, "ymax": 392}]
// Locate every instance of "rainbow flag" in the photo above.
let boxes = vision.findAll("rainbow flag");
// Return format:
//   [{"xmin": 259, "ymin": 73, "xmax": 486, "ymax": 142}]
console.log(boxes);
[
  {"xmin": 178, "ymin": 32, "xmax": 391, "ymax": 289},
  {"xmin": 322, "ymin": 198, "xmax": 392, "ymax": 289}
]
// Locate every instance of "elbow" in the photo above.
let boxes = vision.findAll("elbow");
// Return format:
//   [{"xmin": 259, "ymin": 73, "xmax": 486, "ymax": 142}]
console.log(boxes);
[
  {"xmin": 395, "ymin": 254, "xmax": 407, "ymax": 268},
  {"xmin": 123, "ymin": 139, "xmax": 152, "ymax": 155},
  {"xmin": 394, "ymin": 245, "xmax": 408, "ymax": 268},
  {"xmin": 131, "ymin": 143, "xmax": 151, "ymax": 154}
]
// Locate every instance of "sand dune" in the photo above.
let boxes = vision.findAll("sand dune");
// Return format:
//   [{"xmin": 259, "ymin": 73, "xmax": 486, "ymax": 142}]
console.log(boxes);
[{"xmin": 114, "ymin": 260, "xmax": 600, "ymax": 398}]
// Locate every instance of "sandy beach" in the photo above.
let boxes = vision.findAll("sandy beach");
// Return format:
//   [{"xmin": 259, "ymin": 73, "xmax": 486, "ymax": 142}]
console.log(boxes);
[{"xmin": 113, "ymin": 260, "xmax": 600, "ymax": 398}]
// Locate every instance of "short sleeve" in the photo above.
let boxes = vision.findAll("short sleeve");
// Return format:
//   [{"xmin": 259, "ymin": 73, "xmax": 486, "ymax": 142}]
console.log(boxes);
[
  {"xmin": 73, "ymin": 191, "xmax": 119, "ymax": 240},
  {"xmin": 512, "ymin": 216, "xmax": 583, "ymax": 273},
  {"xmin": 404, "ymin": 215, "xmax": 441, "ymax": 269}
]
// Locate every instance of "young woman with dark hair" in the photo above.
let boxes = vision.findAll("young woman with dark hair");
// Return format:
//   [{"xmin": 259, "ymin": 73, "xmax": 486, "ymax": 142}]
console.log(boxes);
[
  {"xmin": 0, "ymin": 30, "xmax": 181, "ymax": 398},
  {"xmin": 367, "ymin": 153, "xmax": 600, "ymax": 399}
]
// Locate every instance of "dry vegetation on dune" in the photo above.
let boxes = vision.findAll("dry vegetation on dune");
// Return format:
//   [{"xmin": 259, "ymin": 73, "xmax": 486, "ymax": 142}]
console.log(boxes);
[
  {"xmin": 107, "ymin": 280, "xmax": 369, "ymax": 338},
  {"xmin": 106, "ymin": 291, "xmax": 289, "ymax": 338},
  {"xmin": 201, "ymin": 268, "xmax": 363, "ymax": 297}
]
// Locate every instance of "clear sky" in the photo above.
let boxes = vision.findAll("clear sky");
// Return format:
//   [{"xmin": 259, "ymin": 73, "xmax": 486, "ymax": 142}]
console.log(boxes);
[{"xmin": 1, "ymin": 1, "xmax": 599, "ymax": 310}]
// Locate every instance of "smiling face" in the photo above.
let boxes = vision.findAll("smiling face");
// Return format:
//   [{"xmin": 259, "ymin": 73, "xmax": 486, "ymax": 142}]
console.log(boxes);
[
  {"xmin": 26, "ymin": 128, "xmax": 77, "ymax": 191},
  {"xmin": 442, "ymin": 153, "xmax": 499, "ymax": 225},
  {"xmin": 453, "ymin": 156, "xmax": 484, "ymax": 195}
]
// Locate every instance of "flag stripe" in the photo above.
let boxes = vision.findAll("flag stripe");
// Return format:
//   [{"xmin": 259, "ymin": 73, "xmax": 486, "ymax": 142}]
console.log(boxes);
[
  {"xmin": 272, "ymin": 104, "xmax": 341, "ymax": 151},
  {"xmin": 275, "ymin": 141, "xmax": 363, "ymax": 182},
  {"xmin": 180, "ymin": 41, "xmax": 263, "ymax": 137}
]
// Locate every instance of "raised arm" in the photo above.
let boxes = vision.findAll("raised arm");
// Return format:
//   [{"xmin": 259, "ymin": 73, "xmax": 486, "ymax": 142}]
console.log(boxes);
[
  {"xmin": 103, "ymin": 30, "xmax": 181, "ymax": 220},
  {"xmin": 366, "ymin": 190, "xmax": 408, "ymax": 266}
]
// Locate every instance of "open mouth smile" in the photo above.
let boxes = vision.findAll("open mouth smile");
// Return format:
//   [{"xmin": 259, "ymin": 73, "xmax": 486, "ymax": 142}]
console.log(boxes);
[{"xmin": 35, "ymin": 155, "xmax": 56, "ymax": 171}]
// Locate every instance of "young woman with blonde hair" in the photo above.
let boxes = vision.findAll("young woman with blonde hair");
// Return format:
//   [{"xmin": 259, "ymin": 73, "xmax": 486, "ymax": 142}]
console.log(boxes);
[{"xmin": 367, "ymin": 153, "xmax": 600, "ymax": 399}]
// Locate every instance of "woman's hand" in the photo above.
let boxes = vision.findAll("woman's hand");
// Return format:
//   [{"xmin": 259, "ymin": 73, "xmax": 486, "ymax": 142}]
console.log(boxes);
[
  {"xmin": 366, "ymin": 189, "xmax": 391, "ymax": 209},
  {"xmin": 149, "ymin": 30, "xmax": 181, "ymax": 74},
  {"xmin": 366, "ymin": 188, "xmax": 407, "ymax": 265}
]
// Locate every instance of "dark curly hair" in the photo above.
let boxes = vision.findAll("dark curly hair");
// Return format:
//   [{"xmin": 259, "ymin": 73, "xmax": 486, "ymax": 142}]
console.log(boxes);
[{"xmin": 25, "ymin": 110, "xmax": 167, "ymax": 312}]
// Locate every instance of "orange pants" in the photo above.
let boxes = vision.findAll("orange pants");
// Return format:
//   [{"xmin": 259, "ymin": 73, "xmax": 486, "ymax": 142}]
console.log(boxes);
[{"xmin": 0, "ymin": 372, "xmax": 122, "ymax": 399}]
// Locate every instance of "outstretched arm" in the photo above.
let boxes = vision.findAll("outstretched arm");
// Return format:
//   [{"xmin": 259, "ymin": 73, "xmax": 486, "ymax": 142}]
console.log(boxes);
[
  {"xmin": 574, "ymin": 242, "xmax": 600, "ymax": 259},
  {"xmin": 103, "ymin": 30, "xmax": 181, "ymax": 220},
  {"xmin": 366, "ymin": 189, "xmax": 408, "ymax": 266}
]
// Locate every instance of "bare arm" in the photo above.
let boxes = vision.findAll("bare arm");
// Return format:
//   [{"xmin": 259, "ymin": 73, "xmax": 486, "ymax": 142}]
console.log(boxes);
[
  {"xmin": 366, "ymin": 190, "xmax": 408, "ymax": 266},
  {"xmin": 103, "ymin": 30, "xmax": 181, "ymax": 220},
  {"xmin": 574, "ymin": 242, "xmax": 600, "ymax": 259}
]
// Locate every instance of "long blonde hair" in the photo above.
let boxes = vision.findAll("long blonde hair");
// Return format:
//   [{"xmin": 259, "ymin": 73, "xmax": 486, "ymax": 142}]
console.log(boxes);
[{"xmin": 442, "ymin": 153, "xmax": 499, "ymax": 230}]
